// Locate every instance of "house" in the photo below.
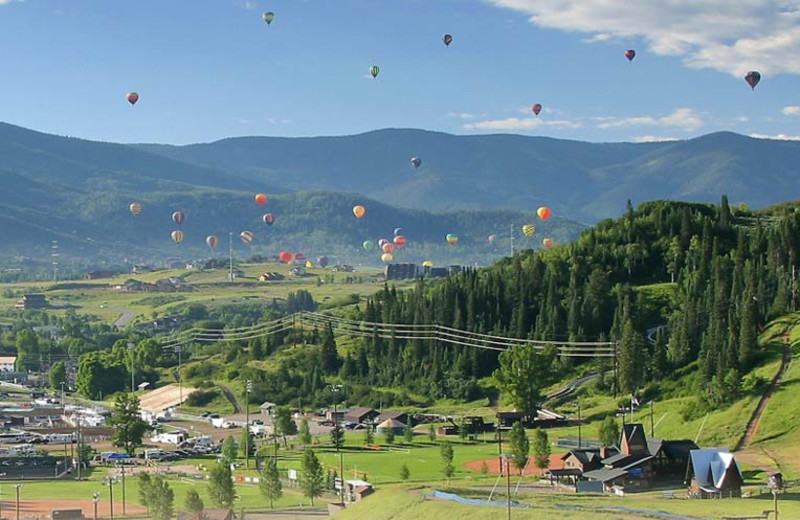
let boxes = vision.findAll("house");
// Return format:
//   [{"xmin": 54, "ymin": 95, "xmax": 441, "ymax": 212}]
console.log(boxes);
[
  {"xmin": 260, "ymin": 402, "xmax": 278, "ymax": 416},
  {"xmin": 344, "ymin": 407, "xmax": 379, "ymax": 425},
  {"xmin": 376, "ymin": 418, "xmax": 406, "ymax": 436},
  {"xmin": 0, "ymin": 356, "xmax": 17, "ymax": 372},
  {"xmin": 549, "ymin": 447, "xmax": 619, "ymax": 485},
  {"xmin": 385, "ymin": 263, "xmax": 419, "ymax": 281},
  {"xmin": 343, "ymin": 480, "xmax": 374, "ymax": 502},
  {"xmin": 326, "ymin": 409, "xmax": 346, "ymax": 423},
  {"xmin": 15, "ymin": 294, "xmax": 47, "ymax": 310},
  {"xmin": 687, "ymin": 449, "xmax": 743, "ymax": 498},
  {"xmin": 375, "ymin": 411, "xmax": 410, "ymax": 426},
  {"xmin": 496, "ymin": 411, "xmax": 525, "ymax": 427}
]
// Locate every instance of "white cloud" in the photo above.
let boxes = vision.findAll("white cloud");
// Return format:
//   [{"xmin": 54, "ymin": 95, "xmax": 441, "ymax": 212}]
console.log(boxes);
[
  {"xmin": 448, "ymin": 112, "xmax": 479, "ymax": 120},
  {"xmin": 0, "ymin": 0, "xmax": 23, "ymax": 4},
  {"xmin": 462, "ymin": 117, "xmax": 582, "ymax": 131},
  {"xmin": 596, "ymin": 108, "xmax": 704, "ymax": 131},
  {"xmin": 633, "ymin": 135, "xmax": 681, "ymax": 143},
  {"xmin": 782, "ymin": 106, "xmax": 800, "ymax": 116},
  {"xmin": 750, "ymin": 133, "xmax": 800, "ymax": 141},
  {"xmin": 240, "ymin": 1, "xmax": 258, "ymax": 10},
  {"xmin": 485, "ymin": 0, "xmax": 800, "ymax": 77}
]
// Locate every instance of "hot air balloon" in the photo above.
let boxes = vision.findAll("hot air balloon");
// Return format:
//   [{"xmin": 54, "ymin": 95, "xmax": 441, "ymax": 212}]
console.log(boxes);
[
  {"xmin": 422, "ymin": 260, "xmax": 434, "ymax": 268},
  {"xmin": 410, "ymin": 157, "xmax": 422, "ymax": 169},
  {"xmin": 522, "ymin": 224, "xmax": 535, "ymax": 237},
  {"xmin": 381, "ymin": 253, "xmax": 394, "ymax": 263},
  {"xmin": 255, "ymin": 193, "xmax": 268, "ymax": 205},
  {"xmin": 317, "ymin": 256, "xmax": 330, "ymax": 268},
  {"xmin": 263, "ymin": 11, "xmax": 275, "ymax": 25},
  {"xmin": 537, "ymin": 206, "xmax": 552, "ymax": 221},
  {"xmin": 382, "ymin": 243, "xmax": 395, "ymax": 254},
  {"xmin": 294, "ymin": 253, "xmax": 307, "ymax": 263},
  {"xmin": 745, "ymin": 71, "xmax": 761, "ymax": 90},
  {"xmin": 378, "ymin": 239, "xmax": 389, "ymax": 248},
  {"xmin": 446, "ymin": 234, "xmax": 458, "ymax": 245},
  {"xmin": 363, "ymin": 240, "xmax": 376, "ymax": 251},
  {"xmin": 394, "ymin": 227, "xmax": 403, "ymax": 236},
  {"xmin": 443, "ymin": 34, "xmax": 453, "ymax": 47},
  {"xmin": 305, "ymin": 261, "xmax": 313, "ymax": 268},
  {"xmin": 542, "ymin": 238, "xmax": 554, "ymax": 249},
  {"xmin": 129, "ymin": 203, "xmax": 142, "ymax": 216},
  {"xmin": 172, "ymin": 211, "xmax": 185, "ymax": 226},
  {"xmin": 206, "ymin": 235, "xmax": 218, "ymax": 249},
  {"xmin": 625, "ymin": 50, "xmax": 636, "ymax": 62},
  {"xmin": 279, "ymin": 251, "xmax": 293, "ymax": 264},
  {"xmin": 370, "ymin": 66, "xmax": 380, "ymax": 79},
  {"xmin": 171, "ymin": 230, "xmax": 183, "ymax": 245},
  {"xmin": 240, "ymin": 231, "xmax": 254, "ymax": 244},
  {"xmin": 126, "ymin": 92, "xmax": 139, "ymax": 105},
  {"xmin": 488, "ymin": 234, "xmax": 498, "ymax": 244},
  {"xmin": 532, "ymin": 104, "xmax": 542, "ymax": 116},
  {"xmin": 393, "ymin": 235, "xmax": 407, "ymax": 248},
  {"xmin": 263, "ymin": 213, "xmax": 275, "ymax": 226},
  {"xmin": 353, "ymin": 205, "xmax": 366, "ymax": 218}
]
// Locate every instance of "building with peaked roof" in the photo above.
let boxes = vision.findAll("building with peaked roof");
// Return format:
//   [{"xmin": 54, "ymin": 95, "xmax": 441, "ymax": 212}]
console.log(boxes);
[
  {"xmin": 343, "ymin": 407, "xmax": 379, "ymax": 425},
  {"xmin": 376, "ymin": 418, "xmax": 407, "ymax": 436},
  {"xmin": 375, "ymin": 411, "xmax": 410, "ymax": 426},
  {"xmin": 687, "ymin": 449, "xmax": 743, "ymax": 498}
]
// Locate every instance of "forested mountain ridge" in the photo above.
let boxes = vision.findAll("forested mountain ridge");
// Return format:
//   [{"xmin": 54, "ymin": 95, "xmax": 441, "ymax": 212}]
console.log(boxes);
[{"xmin": 137, "ymin": 129, "xmax": 800, "ymax": 221}]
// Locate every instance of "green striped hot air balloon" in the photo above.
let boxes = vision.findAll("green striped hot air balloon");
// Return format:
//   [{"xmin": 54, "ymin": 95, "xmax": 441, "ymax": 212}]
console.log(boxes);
[{"xmin": 370, "ymin": 66, "xmax": 380, "ymax": 79}]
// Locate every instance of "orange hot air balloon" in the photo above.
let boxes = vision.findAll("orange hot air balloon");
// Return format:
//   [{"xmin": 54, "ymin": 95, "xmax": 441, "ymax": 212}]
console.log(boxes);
[
  {"xmin": 381, "ymin": 253, "xmax": 394, "ymax": 263},
  {"xmin": 353, "ymin": 205, "xmax": 366, "ymax": 218},
  {"xmin": 542, "ymin": 238, "xmax": 554, "ymax": 249},
  {"xmin": 255, "ymin": 193, "xmax": 268, "ymax": 205},
  {"xmin": 393, "ymin": 235, "xmax": 407, "ymax": 247},
  {"xmin": 382, "ymin": 243, "xmax": 395, "ymax": 254},
  {"xmin": 129, "ymin": 203, "xmax": 142, "ymax": 216},
  {"xmin": 206, "ymin": 235, "xmax": 218, "ymax": 249},
  {"xmin": 279, "ymin": 251, "xmax": 293, "ymax": 264},
  {"xmin": 170, "ymin": 230, "xmax": 183, "ymax": 245},
  {"xmin": 537, "ymin": 206, "xmax": 552, "ymax": 220},
  {"xmin": 126, "ymin": 92, "xmax": 139, "ymax": 105},
  {"xmin": 172, "ymin": 211, "xmax": 185, "ymax": 226}
]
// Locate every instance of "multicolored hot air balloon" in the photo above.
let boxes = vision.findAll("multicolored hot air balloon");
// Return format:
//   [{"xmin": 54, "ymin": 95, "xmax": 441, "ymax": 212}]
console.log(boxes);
[
  {"xmin": 129, "ymin": 203, "xmax": 142, "ymax": 216},
  {"xmin": 410, "ymin": 157, "xmax": 422, "ymax": 169},
  {"xmin": 206, "ymin": 235, "xmax": 218, "ymax": 249},
  {"xmin": 353, "ymin": 205, "xmax": 366, "ymax": 218},
  {"xmin": 317, "ymin": 256, "xmax": 330, "ymax": 268},
  {"xmin": 279, "ymin": 251, "xmax": 293, "ymax": 264},
  {"xmin": 745, "ymin": 71, "xmax": 761, "ymax": 90},
  {"xmin": 422, "ymin": 260, "xmax": 434, "ymax": 268},
  {"xmin": 263, "ymin": 11, "xmax": 275, "ymax": 25},
  {"xmin": 370, "ymin": 66, "xmax": 380, "ymax": 79},
  {"xmin": 240, "ymin": 231, "xmax": 254, "ymax": 244},
  {"xmin": 172, "ymin": 211, "xmax": 185, "ymax": 226},
  {"xmin": 393, "ymin": 235, "xmax": 406, "ymax": 248},
  {"xmin": 542, "ymin": 238, "xmax": 554, "ymax": 249},
  {"xmin": 171, "ymin": 230, "xmax": 183, "ymax": 245},
  {"xmin": 382, "ymin": 243, "xmax": 395, "ymax": 254},
  {"xmin": 537, "ymin": 206, "xmax": 552, "ymax": 221},
  {"xmin": 625, "ymin": 50, "xmax": 636, "ymax": 62},
  {"xmin": 126, "ymin": 92, "xmax": 139, "ymax": 105},
  {"xmin": 263, "ymin": 213, "xmax": 275, "ymax": 226},
  {"xmin": 443, "ymin": 34, "xmax": 453, "ymax": 47},
  {"xmin": 363, "ymin": 240, "xmax": 376, "ymax": 251},
  {"xmin": 522, "ymin": 224, "xmax": 535, "ymax": 237},
  {"xmin": 378, "ymin": 239, "xmax": 390, "ymax": 248},
  {"xmin": 532, "ymin": 104, "xmax": 542, "ymax": 116},
  {"xmin": 255, "ymin": 193, "xmax": 268, "ymax": 205},
  {"xmin": 381, "ymin": 253, "xmax": 394, "ymax": 263},
  {"xmin": 446, "ymin": 234, "xmax": 459, "ymax": 245}
]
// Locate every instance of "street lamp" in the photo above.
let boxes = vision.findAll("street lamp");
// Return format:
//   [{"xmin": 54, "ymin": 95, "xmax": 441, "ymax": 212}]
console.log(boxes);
[
  {"xmin": 127, "ymin": 342, "xmax": 135, "ymax": 393},
  {"xmin": 575, "ymin": 401, "xmax": 582, "ymax": 449},
  {"xmin": 14, "ymin": 484, "xmax": 22, "ymax": 520},
  {"xmin": 245, "ymin": 380, "xmax": 252, "ymax": 469},
  {"xmin": 92, "ymin": 492, "xmax": 100, "ymax": 520},
  {"xmin": 501, "ymin": 455, "xmax": 512, "ymax": 520},
  {"xmin": 60, "ymin": 381, "xmax": 66, "ymax": 413},
  {"xmin": 330, "ymin": 384, "xmax": 344, "ymax": 504},
  {"xmin": 104, "ymin": 477, "xmax": 118, "ymax": 520}
]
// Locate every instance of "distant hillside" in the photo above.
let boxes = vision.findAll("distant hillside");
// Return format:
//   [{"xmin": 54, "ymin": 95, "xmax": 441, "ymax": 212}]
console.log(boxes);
[{"xmin": 137, "ymin": 129, "xmax": 800, "ymax": 221}]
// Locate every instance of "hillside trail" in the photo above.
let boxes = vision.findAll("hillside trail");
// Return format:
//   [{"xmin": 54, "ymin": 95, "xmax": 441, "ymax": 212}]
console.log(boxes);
[
  {"xmin": 734, "ymin": 326, "xmax": 794, "ymax": 469},
  {"xmin": 217, "ymin": 383, "xmax": 244, "ymax": 414}
]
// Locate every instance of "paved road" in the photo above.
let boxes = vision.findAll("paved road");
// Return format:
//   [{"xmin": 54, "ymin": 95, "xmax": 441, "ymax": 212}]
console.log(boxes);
[{"xmin": 111, "ymin": 306, "xmax": 136, "ymax": 328}]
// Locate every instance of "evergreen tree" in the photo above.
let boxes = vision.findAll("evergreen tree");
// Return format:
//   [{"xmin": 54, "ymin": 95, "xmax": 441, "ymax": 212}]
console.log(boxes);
[
  {"xmin": 428, "ymin": 424, "xmax": 437, "ymax": 443},
  {"xmin": 321, "ymin": 323, "xmax": 340, "ymax": 375},
  {"xmin": 299, "ymin": 419, "xmax": 312, "ymax": 446},
  {"xmin": 403, "ymin": 425, "xmax": 414, "ymax": 444},
  {"xmin": 508, "ymin": 422, "xmax": 530, "ymax": 475},
  {"xmin": 532, "ymin": 429, "xmax": 551, "ymax": 471},
  {"xmin": 440, "ymin": 442, "xmax": 455, "ymax": 481},
  {"xmin": 149, "ymin": 476, "xmax": 174, "ymax": 520},
  {"xmin": 260, "ymin": 457, "xmax": 283, "ymax": 508},
  {"xmin": 330, "ymin": 422, "xmax": 345, "ymax": 450},
  {"xmin": 400, "ymin": 463, "xmax": 410, "ymax": 481},
  {"xmin": 364, "ymin": 424, "xmax": 375, "ymax": 445},
  {"xmin": 618, "ymin": 319, "xmax": 646, "ymax": 394},
  {"xmin": 222, "ymin": 436, "xmax": 238, "ymax": 462},
  {"xmin": 184, "ymin": 489, "xmax": 204, "ymax": 514},
  {"xmin": 300, "ymin": 449, "xmax": 325, "ymax": 506},
  {"xmin": 108, "ymin": 393, "xmax": 149, "ymax": 455},
  {"xmin": 385, "ymin": 427, "xmax": 395, "ymax": 444},
  {"xmin": 208, "ymin": 462, "xmax": 236, "ymax": 508},
  {"xmin": 598, "ymin": 416, "xmax": 620, "ymax": 447}
]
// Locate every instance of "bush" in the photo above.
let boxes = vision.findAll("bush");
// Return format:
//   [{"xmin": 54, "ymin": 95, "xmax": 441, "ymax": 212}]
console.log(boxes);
[
  {"xmin": 186, "ymin": 390, "xmax": 220, "ymax": 407},
  {"xmin": 742, "ymin": 372, "xmax": 767, "ymax": 392}
]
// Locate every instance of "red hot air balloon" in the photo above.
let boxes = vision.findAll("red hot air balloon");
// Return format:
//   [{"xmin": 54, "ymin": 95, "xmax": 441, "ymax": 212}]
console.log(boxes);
[
  {"xmin": 537, "ymin": 206, "xmax": 552, "ymax": 221},
  {"xmin": 255, "ymin": 193, "xmax": 268, "ymax": 205},
  {"xmin": 624, "ymin": 50, "xmax": 636, "ymax": 62},
  {"xmin": 170, "ymin": 230, "xmax": 183, "ymax": 245},
  {"xmin": 206, "ymin": 235, "xmax": 218, "ymax": 249},
  {"xmin": 126, "ymin": 92, "xmax": 139, "ymax": 105},
  {"xmin": 279, "ymin": 251, "xmax": 293, "ymax": 264},
  {"xmin": 532, "ymin": 104, "xmax": 542, "ymax": 116},
  {"xmin": 745, "ymin": 71, "xmax": 761, "ymax": 90},
  {"xmin": 393, "ymin": 235, "xmax": 407, "ymax": 248},
  {"xmin": 172, "ymin": 211, "xmax": 185, "ymax": 226},
  {"xmin": 263, "ymin": 213, "xmax": 275, "ymax": 226}
]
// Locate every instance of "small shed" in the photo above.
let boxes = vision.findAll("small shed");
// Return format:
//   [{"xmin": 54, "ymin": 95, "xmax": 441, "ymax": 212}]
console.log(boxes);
[
  {"xmin": 376, "ymin": 418, "xmax": 406, "ymax": 436},
  {"xmin": 260, "ymin": 402, "xmax": 277, "ymax": 416}
]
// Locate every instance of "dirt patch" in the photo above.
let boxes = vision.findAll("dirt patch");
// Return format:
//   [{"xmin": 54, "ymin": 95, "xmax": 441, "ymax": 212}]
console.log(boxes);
[
  {"xmin": 0, "ymin": 499, "xmax": 146, "ymax": 519},
  {"xmin": 463, "ymin": 453, "xmax": 563, "ymax": 476}
]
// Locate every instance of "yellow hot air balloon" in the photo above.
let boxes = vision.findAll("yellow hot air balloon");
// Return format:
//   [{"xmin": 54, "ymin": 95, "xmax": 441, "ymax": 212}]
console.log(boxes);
[
  {"xmin": 381, "ymin": 253, "xmax": 394, "ymax": 263},
  {"xmin": 240, "ymin": 231, "xmax": 254, "ymax": 244},
  {"xmin": 422, "ymin": 260, "xmax": 434, "ymax": 268},
  {"xmin": 129, "ymin": 203, "xmax": 142, "ymax": 216},
  {"xmin": 542, "ymin": 238, "xmax": 554, "ymax": 249},
  {"xmin": 353, "ymin": 205, "xmax": 366, "ymax": 218},
  {"xmin": 305, "ymin": 261, "xmax": 313, "ymax": 268},
  {"xmin": 170, "ymin": 230, "xmax": 183, "ymax": 245},
  {"xmin": 522, "ymin": 224, "xmax": 535, "ymax": 237}
]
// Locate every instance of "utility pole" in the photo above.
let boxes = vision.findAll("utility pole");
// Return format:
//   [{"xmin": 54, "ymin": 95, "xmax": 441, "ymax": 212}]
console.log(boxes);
[
  {"xmin": 51, "ymin": 240, "xmax": 59, "ymax": 283},
  {"xmin": 505, "ymin": 456, "xmax": 512, "ymax": 520},
  {"xmin": 330, "ymin": 384, "xmax": 344, "ymax": 504},
  {"xmin": 229, "ymin": 232, "xmax": 234, "ymax": 282},
  {"xmin": 649, "ymin": 401, "xmax": 655, "ymax": 437},
  {"xmin": 107, "ymin": 478, "xmax": 115, "ymax": 520},
  {"xmin": 576, "ymin": 401, "xmax": 582, "ymax": 449},
  {"xmin": 127, "ymin": 342, "xmax": 135, "ymax": 393},
  {"xmin": 497, "ymin": 427, "xmax": 503, "ymax": 476},
  {"xmin": 92, "ymin": 492, "xmax": 100, "ymax": 520},
  {"xmin": 14, "ymin": 484, "xmax": 22, "ymax": 520},
  {"xmin": 177, "ymin": 345, "xmax": 183, "ymax": 410},
  {"xmin": 245, "ymin": 380, "xmax": 252, "ymax": 469},
  {"xmin": 120, "ymin": 466, "xmax": 126, "ymax": 517}
]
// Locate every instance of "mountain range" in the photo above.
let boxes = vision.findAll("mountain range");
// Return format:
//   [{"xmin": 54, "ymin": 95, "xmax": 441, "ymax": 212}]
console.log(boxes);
[{"xmin": 1, "ymin": 121, "xmax": 799, "ymax": 266}]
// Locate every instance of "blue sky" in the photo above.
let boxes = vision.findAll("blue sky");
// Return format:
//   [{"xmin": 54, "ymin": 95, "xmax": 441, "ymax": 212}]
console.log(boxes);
[{"xmin": 0, "ymin": 0, "xmax": 799, "ymax": 144}]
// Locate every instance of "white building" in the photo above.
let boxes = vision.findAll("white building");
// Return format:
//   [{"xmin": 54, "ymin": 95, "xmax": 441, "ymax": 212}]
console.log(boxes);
[{"xmin": 0, "ymin": 356, "xmax": 17, "ymax": 372}]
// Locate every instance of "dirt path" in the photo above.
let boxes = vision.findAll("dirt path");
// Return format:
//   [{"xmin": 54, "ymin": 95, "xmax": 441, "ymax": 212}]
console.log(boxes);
[
  {"xmin": 735, "ymin": 332, "xmax": 793, "ymax": 452},
  {"xmin": 218, "ymin": 383, "xmax": 243, "ymax": 414},
  {"xmin": 111, "ymin": 306, "xmax": 136, "ymax": 328}
]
